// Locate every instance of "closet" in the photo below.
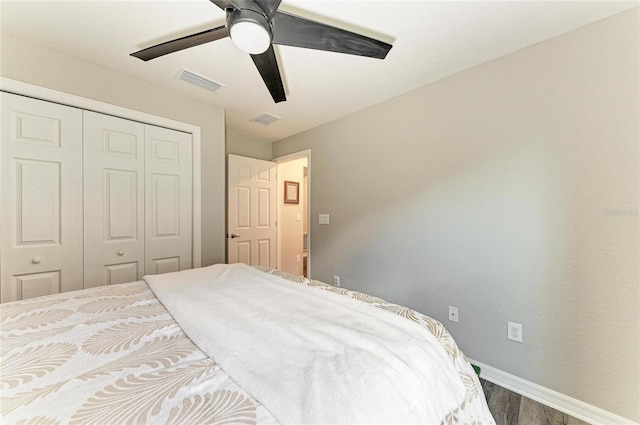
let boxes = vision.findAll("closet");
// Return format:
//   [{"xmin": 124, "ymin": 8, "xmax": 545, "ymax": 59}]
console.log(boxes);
[{"xmin": 0, "ymin": 92, "xmax": 193, "ymax": 302}]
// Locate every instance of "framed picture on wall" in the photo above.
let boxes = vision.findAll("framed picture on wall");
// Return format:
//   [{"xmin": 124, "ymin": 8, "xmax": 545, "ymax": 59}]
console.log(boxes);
[{"xmin": 284, "ymin": 181, "xmax": 299, "ymax": 204}]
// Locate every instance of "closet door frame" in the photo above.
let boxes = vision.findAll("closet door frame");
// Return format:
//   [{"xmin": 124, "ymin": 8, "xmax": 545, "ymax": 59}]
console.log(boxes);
[{"xmin": 0, "ymin": 77, "xmax": 202, "ymax": 270}]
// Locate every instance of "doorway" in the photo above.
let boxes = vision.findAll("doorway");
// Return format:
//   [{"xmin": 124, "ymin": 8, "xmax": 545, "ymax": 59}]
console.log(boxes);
[{"xmin": 274, "ymin": 150, "xmax": 311, "ymax": 277}]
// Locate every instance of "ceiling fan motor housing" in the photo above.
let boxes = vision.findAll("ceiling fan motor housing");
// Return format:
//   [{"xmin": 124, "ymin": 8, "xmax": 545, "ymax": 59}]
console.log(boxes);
[{"xmin": 226, "ymin": 8, "xmax": 273, "ymax": 54}]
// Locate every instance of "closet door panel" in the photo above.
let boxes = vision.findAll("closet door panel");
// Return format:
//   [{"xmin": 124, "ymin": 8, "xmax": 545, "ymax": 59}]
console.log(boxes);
[
  {"xmin": 145, "ymin": 125, "xmax": 192, "ymax": 275},
  {"xmin": 15, "ymin": 159, "xmax": 61, "ymax": 245},
  {"xmin": 104, "ymin": 262, "xmax": 139, "ymax": 285},
  {"xmin": 84, "ymin": 111, "xmax": 145, "ymax": 288},
  {"xmin": 11, "ymin": 271, "xmax": 61, "ymax": 301},
  {"xmin": 0, "ymin": 93, "xmax": 83, "ymax": 302}
]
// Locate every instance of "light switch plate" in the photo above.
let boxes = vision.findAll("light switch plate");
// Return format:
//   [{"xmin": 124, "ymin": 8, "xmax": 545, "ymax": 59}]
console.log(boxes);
[{"xmin": 319, "ymin": 214, "xmax": 330, "ymax": 225}]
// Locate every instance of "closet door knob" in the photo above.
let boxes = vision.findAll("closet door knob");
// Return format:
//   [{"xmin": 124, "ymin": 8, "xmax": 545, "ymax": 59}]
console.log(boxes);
[
  {"xmin": 117, "ymin": 250, "xmax": 125, "ymax": 256},
  {"xmin": 31, "ymin": 257, "xmax": 42, "ymax": 264}
]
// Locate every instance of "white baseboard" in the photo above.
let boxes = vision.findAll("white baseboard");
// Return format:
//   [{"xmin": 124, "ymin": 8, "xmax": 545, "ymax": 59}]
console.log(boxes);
[{"xmin": 470, "ymin": 359, "xmax": 638, "ymax": 425}]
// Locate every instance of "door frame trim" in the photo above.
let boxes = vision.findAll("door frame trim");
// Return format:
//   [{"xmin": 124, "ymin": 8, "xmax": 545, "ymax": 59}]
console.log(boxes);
[
  {"xmin": 0, "ymin": 77, "xmax": 202, "ymax": 268},
  {"xmin": 273, "ymin": 149, "xmax": 311, "ymax": 278}
]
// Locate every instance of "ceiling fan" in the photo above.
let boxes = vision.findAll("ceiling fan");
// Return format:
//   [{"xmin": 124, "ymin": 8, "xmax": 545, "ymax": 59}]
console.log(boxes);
[{"xmin": 131, "ymin": 0, "xmax": 393, "ymax": 103}]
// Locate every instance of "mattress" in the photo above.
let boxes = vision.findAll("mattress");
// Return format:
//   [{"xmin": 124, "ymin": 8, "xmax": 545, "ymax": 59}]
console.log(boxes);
[{"xmin": 0, "ymin": 264, "xmax": 495, "ymax": 424}]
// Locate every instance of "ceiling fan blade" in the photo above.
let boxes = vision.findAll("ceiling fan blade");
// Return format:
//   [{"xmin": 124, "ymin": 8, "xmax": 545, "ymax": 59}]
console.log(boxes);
[
  {"xmin": 209, "ymin": 0, "xmax": 236, "ymax": 11},
  {"xmin": 271, "ymin": 11, "xmax": 392, "ymax": 59},
  {"xmin": 131, "ymin": 25, "xmax": 229, "ymax": 61},
  {"xmin": 255, "ymin": 0, "xmax": 282, "ymax": 19},
  {"xmin": 250, "ymin": 45, "xmax": 286, "ymax": 103}
]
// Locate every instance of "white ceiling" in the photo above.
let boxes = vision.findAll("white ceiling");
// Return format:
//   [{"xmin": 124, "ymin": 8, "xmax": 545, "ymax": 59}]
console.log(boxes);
[{"xmin": 1, "ymin": 1, "xmax": 637, "ymax": 142}]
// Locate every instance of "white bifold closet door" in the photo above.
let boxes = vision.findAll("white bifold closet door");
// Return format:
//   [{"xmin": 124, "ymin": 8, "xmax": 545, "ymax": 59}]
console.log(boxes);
[
  {"xmin": 83, "ymin": 112, "xmax": 192, "ymax": 288},
  {"xmin": 0, "ymin": 92, "xmax": 84, "ymax": 302},
  {"xmin": 143, "ymin": 124, "xmax": 192, "ymax": 276},
  {"xmin": 1, "ymin": 94, "xmax": 194, "ymax": 301},
  {"xmin": 83, "ymin": 112, "xmax": 145, "ymax": 287}
]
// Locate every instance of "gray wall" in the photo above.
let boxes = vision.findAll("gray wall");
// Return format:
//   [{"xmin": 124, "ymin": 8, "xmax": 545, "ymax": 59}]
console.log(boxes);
[
  {"xmin": 227, "ymin": 130, "xmax": 272, "ymax": 161},
  {"xmin": 273, "ymin": 8, "xmax": 639, "ymax": 422},
  {"xmin": 0, "ymin": 34, "xmax": 226, "ymax": 266}
]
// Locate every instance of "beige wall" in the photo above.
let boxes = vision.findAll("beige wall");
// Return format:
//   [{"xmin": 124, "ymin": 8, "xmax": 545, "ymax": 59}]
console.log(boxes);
[
  {"xmin": 0, "ymin": 34, "xmax": 226, "ymax": 266},
  {"xmin": 273, "ymin": 8, "xmax": 640, "ymax": 422},
  {"xmin": 227, "ymin": 130, "xmax": 272, "ymax": 161}
]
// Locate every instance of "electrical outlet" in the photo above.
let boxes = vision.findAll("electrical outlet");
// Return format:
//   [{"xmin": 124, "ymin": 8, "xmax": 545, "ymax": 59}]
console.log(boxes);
[
  {"xmin": 508, "ymin": 322, "xmax": 523, "ymax": 343},
  {"xmin": 448, "ymin": 306, "xmax": 459, "ymax": 322},
  {"xmin": 296, "ymin": 254, "xmax": 301, "ymax": 263},
  {"xmin": 333, "ymin": 275, "xmax": 341, "ymax": 287}
]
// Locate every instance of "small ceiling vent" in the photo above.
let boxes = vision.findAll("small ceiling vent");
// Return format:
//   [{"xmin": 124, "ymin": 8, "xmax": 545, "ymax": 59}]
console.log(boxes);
[
  {"xmin": 250, "ymin": 112, "xmax": 281, "ymax": 126},
  {"xmin": 175, "ymin": 67, "xmax": 223, "ymax": 93}
]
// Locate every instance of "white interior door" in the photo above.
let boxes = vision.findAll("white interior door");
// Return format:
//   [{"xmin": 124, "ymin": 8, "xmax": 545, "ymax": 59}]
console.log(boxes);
[
  {"xmin": 227, "ymin": 154, "xmax": 276, "ymax": 267},
  {"xmin": 83, "ymin": 111, "xmax": 145, "ymax": 287},
  {"xmin": 144, "ymin": 125, "xmax": 192, "ymax": 275},
  {"xmin": 0, "ymin": 92, "xmax": 84, "ymax": 302}
]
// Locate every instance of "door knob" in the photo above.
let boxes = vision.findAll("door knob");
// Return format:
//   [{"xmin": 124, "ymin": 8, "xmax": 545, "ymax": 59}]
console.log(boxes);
[
  {"xmin": 227, "ymin": 233, "xmax": 240, "ymax": 239},
  {"xmin": 31, "ymin": 257, "xmax": 42, "ymax": 264},
  {"xmin": 117, "ymin": 250, "xmax": 125, "ymax": 256}
]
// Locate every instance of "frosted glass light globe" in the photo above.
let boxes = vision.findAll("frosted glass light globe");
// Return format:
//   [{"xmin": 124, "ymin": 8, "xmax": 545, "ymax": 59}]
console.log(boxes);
[{"xmin": 230, "ymin": 20, "xmax": 271, "ymax": 54}]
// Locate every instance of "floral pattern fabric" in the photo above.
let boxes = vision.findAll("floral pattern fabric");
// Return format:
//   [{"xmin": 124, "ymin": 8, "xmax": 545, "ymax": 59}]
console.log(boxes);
[{"xmin": 0, "ymin": 268, "xmax": 495, "ymax": 425}]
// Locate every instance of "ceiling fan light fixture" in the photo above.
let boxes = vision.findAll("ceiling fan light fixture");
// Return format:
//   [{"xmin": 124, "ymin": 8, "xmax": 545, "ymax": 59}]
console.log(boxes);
[
  {"xmin": 131, "ymin": 0, "xmax": 393, "ymax": 103},
  {"xmin": 227, "ymin": 9, "xmax": 272, "ymax": 55}
]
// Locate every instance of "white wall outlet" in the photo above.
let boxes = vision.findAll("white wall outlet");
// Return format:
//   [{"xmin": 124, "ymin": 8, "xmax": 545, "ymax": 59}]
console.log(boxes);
[
  {"xmin": 296, "ymin": 254, "xmax": 301, "ymax": 263},
  {"xmin": 508, "ymin": 322, "xmax": 523, "ymax": 343},
  {"xmin": 319, "ymin": 214, "xmax": 330, "ymax": 225},
  {"xmin": 333, "ymin": 275, "xmax": 341, "ymax": 287},
  {"xmin": 448, "ymin": 306, "xmax": 459, "ymax": 322}
]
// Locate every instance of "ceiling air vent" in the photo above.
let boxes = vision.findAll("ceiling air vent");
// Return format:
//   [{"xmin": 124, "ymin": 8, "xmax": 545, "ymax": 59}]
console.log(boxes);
[
  {"xmin": 250, "ymin": 112, "xmax": 281, "ymax": 126},
  {"xmin": 175, "ymin": 67, "xmax": 223, "ymax": 93}
]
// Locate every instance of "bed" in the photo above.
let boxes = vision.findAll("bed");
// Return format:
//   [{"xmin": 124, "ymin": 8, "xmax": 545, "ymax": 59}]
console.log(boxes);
[{"xmin": 0, "ymin": 263, "xmax": 495, "ymax": 424}]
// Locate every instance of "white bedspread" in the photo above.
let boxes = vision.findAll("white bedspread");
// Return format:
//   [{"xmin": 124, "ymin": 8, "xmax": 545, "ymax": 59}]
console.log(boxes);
[{"xmin": 145, "ymin": 263, "xmax": 466, "ymax": 424}]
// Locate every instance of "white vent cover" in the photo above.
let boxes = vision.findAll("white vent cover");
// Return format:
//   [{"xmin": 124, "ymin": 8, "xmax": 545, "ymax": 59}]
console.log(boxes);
[
  {"xmin": 250, "ymin": 112, "xmax": 281, "ymax": 126},
  {"xmin": 175, "ymin": 67, "xmax": 223, "ymax": 93}
]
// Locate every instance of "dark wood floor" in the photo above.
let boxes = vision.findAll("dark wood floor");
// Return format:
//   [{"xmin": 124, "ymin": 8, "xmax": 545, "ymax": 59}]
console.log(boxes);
[{"xmin": 480, "ymin": 379, "xmax": 591, "ymax": 425}]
